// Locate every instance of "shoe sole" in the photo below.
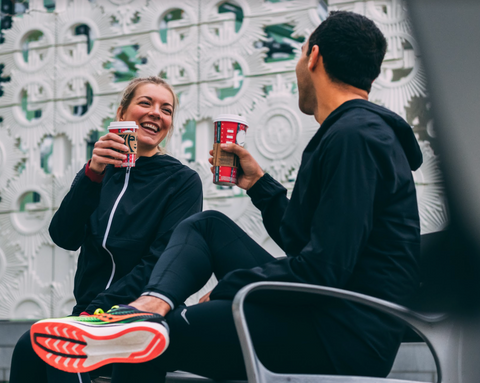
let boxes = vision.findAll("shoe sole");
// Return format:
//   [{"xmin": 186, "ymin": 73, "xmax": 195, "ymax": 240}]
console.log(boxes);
[{"xmin": 31, "ymin": 319, "xmax": 169, "ymax": 373}]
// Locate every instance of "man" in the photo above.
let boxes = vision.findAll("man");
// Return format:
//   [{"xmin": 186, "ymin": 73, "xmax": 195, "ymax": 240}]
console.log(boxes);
[{"xmin": 31, "ymin": 11, "xmax": 422, "ymax": 381}]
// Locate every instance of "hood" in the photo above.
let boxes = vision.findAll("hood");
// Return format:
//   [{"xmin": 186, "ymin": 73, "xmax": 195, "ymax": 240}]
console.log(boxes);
[
  {"xmin": 328, "ymin": 100, "xmax": 423, "ymax": 171},
  {"xmin": 109, "ymin": 153, "xmax": 185, "ymax": 177}
]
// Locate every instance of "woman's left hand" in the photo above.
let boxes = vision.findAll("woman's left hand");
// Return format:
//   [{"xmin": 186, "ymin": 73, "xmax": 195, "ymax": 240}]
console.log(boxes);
[{"xmin": 199, "ymin": 291, "xmax": 211, "ymax": 303}]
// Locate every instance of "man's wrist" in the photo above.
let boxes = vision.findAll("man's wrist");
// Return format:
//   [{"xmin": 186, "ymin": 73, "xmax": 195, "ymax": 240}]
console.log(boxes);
[{"xmin": 246, "ymin": 170, "xmax": 265, "ymax": 190}]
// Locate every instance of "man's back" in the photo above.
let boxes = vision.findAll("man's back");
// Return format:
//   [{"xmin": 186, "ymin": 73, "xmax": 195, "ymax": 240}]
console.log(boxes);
[{"xmin": 289, "ymin": 100, "xmax": 421, "ymax": 376}]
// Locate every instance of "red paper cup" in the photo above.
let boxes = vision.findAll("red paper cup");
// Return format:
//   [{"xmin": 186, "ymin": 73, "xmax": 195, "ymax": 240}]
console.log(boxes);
[
  {"xmin": 212, "ymin": 114, "xmax": 248, "ymax": 186},
  {"xmin": 108, "ymin": 121, "xmax": 138, "ymax": 168}
]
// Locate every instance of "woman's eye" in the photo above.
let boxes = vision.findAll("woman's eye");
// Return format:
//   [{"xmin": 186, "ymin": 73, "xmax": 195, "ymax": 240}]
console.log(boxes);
[
  {"xmin": 163, "ymin": 109, "xmax": 172, "ymax": 115},
  {"xmin": 140, "ymin": 101, "xmax": 150, "ymax": 105}
]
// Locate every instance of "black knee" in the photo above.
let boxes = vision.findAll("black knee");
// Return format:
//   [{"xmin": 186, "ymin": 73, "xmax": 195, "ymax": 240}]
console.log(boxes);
[
  {"xmin": 13, "ymin": 329, "xmax": 34, "ymax": 357},
  {"xmin": 180, "ymin": 210, "xmax": 231, "ymax": 228},
  {"xmin": 189, "ymin": 210, "xmax": 228, "ymax": 221},
  {"xmin": 10, "ymin": 329, "xmax": 45, "ymax": 382}
]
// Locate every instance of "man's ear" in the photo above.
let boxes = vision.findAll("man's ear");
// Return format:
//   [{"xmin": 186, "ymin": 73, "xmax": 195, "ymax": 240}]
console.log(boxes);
[
  {"xmin": 308, "ymin": 45, "xmax": 321, "ymax": 72},
  {"xmin": 116, "ymin": 106, "xmax": 123, "ymax": 121}
]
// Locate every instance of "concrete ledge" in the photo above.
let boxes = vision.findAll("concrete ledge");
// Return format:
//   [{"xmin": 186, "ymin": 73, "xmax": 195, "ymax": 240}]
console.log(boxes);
[
  {"xmin": 0, "ymin": 320, "xmax": 35, "ymax": 382},
  {"xmin": 0, "ymin": 322, "xmax": 437, "ymax": 383},
  {"xmin": 388, "ymin": 343, "xmax": 437, "ymax": 382},
  {"xmin": 166, "ymin": 372, "xmax": 245, "ymax": 382}
]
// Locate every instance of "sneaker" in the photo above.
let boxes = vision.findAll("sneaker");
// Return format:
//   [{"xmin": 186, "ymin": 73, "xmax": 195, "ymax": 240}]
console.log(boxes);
[{"xmin": 31, "ymin": 305, "xmax": 169, "ymax": 373}]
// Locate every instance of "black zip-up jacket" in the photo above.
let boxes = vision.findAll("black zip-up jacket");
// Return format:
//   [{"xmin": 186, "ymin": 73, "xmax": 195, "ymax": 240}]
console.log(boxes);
[
  {"xmin": 50, "ymin": 154, "xmax": 203, "ymax": 315},
  {"xmin": 210, "ymin": 99, "xmax": 423, "ymax": 377}
]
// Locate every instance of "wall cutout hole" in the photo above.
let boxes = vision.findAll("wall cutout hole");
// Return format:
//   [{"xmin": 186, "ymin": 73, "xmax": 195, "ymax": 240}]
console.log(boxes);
[
  {"xmin": 21, "ymin": 30, "xmax": 45, "ymax": 64},
  {"xmin": 73, "ymin": 24, "xmax": 94, "ymax": 54},
  {"xmin": 62, "ymin": 79, "xmax": 94, "ymax": 117},
  {"xmin": 0, "ymin": 64, "xmax": 11, "ymax": 98},
  {"xmin": 105, "ymin": 45, "xmax": 143, "ymax": 82},
  {"xmin": 256, "ymin": 24, "xmax": 304, "ymax": 63},
  {"xmin": 159, "ymin": 9, "xmax": 186, "ymax": 44},
  {"xmin": 40, "ymin": 135, "xmax": 54, "ymax": 174},
  {"xmin": 182, "ymin": 119, "xmax": 196, "ymax": 162},
  {"xmin": 218, "ymin": 2, "xmax": 243, "ymax": 33},
  {"xmin": 212, "ymin": 59, "xmax": 243, "ymax": 100},
  {"xmin": 44, "ymin": 0, "xmax": 56, "ymax": 12},
  {"xmin": 19, "ymin": 192, "xmax": 41, "ymax": 212},
  {"xmin": 21, "ymin": 88, "xmax": 43, "ymax": 121}
]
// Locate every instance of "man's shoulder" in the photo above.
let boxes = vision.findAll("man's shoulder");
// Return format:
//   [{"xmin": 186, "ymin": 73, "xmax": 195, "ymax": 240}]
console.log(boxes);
[
  {"xmin": 335, "ymin": 105, "xmax": 390, "ymax": 127},
  {"xmin": 327, "ymin": 107, "xmax": 394, "ymax": 142}
]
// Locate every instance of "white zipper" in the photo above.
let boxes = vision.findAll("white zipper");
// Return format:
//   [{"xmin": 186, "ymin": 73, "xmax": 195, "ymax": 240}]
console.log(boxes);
[{"xmin": 102, "ymin": 167, "xmax": 131, "ymax": 289}]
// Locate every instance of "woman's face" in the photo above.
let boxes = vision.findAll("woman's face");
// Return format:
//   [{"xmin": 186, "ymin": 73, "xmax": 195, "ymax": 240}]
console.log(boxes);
[{"xmin": 117, "ymin": 83, "xmax": 174, "ymax": 157}]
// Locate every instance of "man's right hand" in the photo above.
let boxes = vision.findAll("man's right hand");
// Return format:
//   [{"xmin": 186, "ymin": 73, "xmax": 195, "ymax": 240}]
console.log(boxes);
[
  {"xmin": 90, "ymin": 133, "xmax": 129, "ymax": 174},
  {"xmin": 209, "ymin": 143, "xmax": 264, "ymax": 190}
]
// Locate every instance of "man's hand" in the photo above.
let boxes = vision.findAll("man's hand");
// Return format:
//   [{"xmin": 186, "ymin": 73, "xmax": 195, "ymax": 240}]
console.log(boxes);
[
  {"xmin": 90, "ymin": 133, "xmax": 129, "ymax": 174},
  {"xmin": 209, "ymin": 143, "xmax": 264, "ymax": 190},
  {"xmin": 199, "ymin": 291, "xmax": 211, "ymax": 303}
]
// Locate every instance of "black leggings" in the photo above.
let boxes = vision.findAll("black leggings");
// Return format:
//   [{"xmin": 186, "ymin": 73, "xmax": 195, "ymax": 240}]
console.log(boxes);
[
  {"xmin": 10, "ymin": 211, "xmax": 334, "ymax": 382},
  {"xmin": 10, "ymin": 330, "xmax": 94, "ymax": 383},
  {"xmin": 112, "ymin": 211, "xmax": 335, "ymax": 382}
]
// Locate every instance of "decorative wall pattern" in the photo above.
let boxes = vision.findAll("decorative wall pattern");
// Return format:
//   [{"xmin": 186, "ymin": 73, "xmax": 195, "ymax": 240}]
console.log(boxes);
[{"xmin": 0, "ymin": 0, "xmax": 446, "ymax": 319}]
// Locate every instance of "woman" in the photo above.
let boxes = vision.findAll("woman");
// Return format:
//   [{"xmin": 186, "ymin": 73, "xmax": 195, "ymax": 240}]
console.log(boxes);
[{"xmin": 9, "ymin": 76, "xmax": 203, "ymax": 383}]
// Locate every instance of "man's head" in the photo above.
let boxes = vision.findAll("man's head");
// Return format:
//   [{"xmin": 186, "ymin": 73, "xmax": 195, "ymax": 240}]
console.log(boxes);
[{"xmin": 296, "ymin": 11, "xmax": 387, "ymax": 115}]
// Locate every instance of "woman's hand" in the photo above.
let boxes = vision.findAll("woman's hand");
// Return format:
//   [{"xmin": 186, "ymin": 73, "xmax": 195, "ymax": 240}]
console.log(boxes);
[
  {"xmin": 209, "ymin": 144, "xmax": 264, "ymax": 190},
  {"xmin": 90, "ymin": 133, "xmax": 130, "ymax": 174},
  {"xmin": 199, "ymin": 291, "xmax": 211, "ymax": 303}
]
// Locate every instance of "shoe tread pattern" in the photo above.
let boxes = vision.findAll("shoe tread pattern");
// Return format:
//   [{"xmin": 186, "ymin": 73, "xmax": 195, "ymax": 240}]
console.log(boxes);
[{"xmin": 31, "ymin": 319, "xmax": 168, "ymax": 373}]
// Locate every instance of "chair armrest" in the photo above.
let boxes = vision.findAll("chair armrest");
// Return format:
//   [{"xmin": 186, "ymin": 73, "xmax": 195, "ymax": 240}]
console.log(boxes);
[{"xmin": 232, "ymin": 281, "xmax": 446, "ymax": 383}]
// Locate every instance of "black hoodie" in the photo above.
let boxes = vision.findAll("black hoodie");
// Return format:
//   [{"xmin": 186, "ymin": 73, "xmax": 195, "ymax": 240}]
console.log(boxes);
[
  {"xmin": 50, "ymin": 154, "xmax": 203, "ymax": 315},
  {"xmin": 211, "ymin": 99, "xmax": 423, "ymax": 377}
]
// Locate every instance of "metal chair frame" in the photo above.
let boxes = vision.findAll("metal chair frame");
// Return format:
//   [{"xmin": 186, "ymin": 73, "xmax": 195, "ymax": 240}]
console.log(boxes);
[{"xmin": 232, "ymin": 282, "xmax": 459, "ymax": 383}]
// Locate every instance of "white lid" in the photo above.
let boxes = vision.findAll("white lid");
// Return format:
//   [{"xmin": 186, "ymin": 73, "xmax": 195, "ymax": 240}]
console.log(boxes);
[
  {"xmin": 213, "ymin": 114, "xmax": 248, "ymax": 126},
  {"xmin": 108, "ymin": 121, "xmax": 138, "ymax": 129}
]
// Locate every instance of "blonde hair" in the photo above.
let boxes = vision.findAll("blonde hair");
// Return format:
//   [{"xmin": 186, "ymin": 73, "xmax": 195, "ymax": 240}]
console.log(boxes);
[{"xmin": 118, "ymin": 76, "xmax": 179, "ymax": 154}]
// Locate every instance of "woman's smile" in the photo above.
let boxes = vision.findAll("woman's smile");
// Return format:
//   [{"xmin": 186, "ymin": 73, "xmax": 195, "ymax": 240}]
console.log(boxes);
[{"xmin": 139, "ymin": 121, "xmax": 161, "ymax": 135}]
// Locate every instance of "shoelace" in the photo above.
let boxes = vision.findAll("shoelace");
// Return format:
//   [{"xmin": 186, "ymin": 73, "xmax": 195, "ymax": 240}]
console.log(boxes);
[{"xmin": 93, "ymin": 305, "xmax": 120, "ymax": 316}]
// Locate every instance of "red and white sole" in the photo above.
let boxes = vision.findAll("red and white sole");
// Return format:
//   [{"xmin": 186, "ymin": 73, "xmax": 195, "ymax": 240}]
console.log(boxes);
[{"xmin": 31, "ymin": 319, "xmax": 169, "ymax": 373}]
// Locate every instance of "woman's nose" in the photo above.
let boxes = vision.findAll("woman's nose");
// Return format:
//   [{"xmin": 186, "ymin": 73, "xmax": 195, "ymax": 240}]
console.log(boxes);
[{"xmin": 149, "ymin": 107, "xmax": 161, "ymax": 119}]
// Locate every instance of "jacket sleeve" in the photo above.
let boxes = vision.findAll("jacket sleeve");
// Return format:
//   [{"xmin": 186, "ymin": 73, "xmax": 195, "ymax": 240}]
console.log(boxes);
[
  {"xmin": 246, "ymin": 173, "xmax": 289, "ymax": 249},
  {"xmin": 85, "ymin": 172, "xmax": 203, "ymax": 313},
  {"xmin": 49, "ymin": 164, "xmax": 103, "ymax": 251},
  {"xmin": 210, "ymin": 129, "xmax": 378, "ymax": 301}
]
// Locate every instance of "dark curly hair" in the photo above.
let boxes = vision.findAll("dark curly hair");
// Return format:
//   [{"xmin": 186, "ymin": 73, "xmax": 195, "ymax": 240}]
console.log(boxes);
[{"xmin": 308, "ymin": 11, "xmax": 387, "ymax": 92}]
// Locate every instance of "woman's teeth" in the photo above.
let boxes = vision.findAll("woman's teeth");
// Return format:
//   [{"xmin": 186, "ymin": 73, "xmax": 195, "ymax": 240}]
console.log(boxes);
[{"xmin": 141, "ymin": 123, "xmax": 158, "ymax": 133}]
